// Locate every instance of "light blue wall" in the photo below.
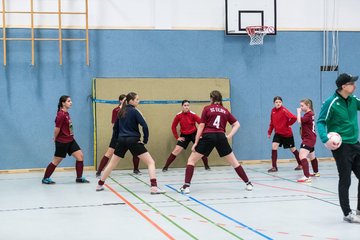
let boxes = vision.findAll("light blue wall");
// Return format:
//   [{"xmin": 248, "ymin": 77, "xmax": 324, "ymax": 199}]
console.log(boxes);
[{"xmin": 1, "ymin": 29, "xmax": 359, "ymax": 170}]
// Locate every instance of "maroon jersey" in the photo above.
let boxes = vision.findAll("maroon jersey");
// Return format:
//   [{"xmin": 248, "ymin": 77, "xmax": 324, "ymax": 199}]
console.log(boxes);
[
  {"xmin": 55, "ymin": 110, "xmax": 74, "ymax": 143},
  {"xmin": 111, "ymin": 106, "xmax": 121, "ymax": 124},
  {"xmin": 171, "ymin": 111, "xmax": 201, "ymax": 139},
  {"xmin": 201, "ymin": 104, "xmax": 237, "ymax": 134},
  {"xmin": 301, "ymin": 111, "xmax": 316, "ymax": 147}
]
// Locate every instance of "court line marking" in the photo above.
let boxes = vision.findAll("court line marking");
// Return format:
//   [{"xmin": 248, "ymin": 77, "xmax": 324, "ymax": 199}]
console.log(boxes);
[
  {"xmin": 129, "ymin": 175, "xmax": 246, "ymax": 240},
  {"xmin": 166, "ymin": 184, "xmax": 273, "ymax": 240},
  {"xmin": 108, "ymin": 177, "xmax": 198, "ymax": 240},
  {"xmin": 105, "ymin": 183, "xmax": 176, "ymax": 240}
]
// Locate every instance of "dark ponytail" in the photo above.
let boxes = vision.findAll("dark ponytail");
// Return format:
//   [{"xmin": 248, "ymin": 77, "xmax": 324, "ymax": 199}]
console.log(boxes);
[
  {"xmin": 118, "ymin": 92, "xmax": 137, "ymax": 118},
  {"xmin": 57, "ymin": 95, "xmax": 70, "ymax": 112},
  {"xmin": 210, "ymin": 90, "xmax": 223, "ymax": 106}
]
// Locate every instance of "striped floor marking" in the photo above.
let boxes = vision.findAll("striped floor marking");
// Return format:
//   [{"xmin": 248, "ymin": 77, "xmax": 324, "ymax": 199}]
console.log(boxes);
[
  {"xmin": 105, "ymin": 183, "xmax": 176, "ymax": 240},
  {"xmin": 166, "ymin": 184, "xmax": 273, "ymax": 240}
]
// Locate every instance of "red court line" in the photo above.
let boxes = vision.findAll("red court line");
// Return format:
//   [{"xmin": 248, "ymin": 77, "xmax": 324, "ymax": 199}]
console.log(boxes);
[
  {"xmin": 254, "ymin": 182, "xmax": 336, "ymax": 196},
  {"xmin": 105, "ymin": 184, "xmax": 175, "ymax": 240}
]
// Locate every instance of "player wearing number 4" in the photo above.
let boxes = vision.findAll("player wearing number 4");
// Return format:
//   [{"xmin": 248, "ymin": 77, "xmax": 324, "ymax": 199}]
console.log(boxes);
[
  {"xmin": 178, "ymin": 90, "xmax": 253, "ymax": 194},
  {"xmin": 296, "ymin": 99, "xmax": 319, "ymax": 183},
  {"xmin": 317, "ymin": 73, "xmax": 360, "ymax": 224}
]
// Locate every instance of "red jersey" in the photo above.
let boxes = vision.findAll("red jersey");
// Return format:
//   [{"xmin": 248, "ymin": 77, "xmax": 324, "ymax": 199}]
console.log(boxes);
[
  {"xmin": 171, "ymin": 111, "xmax": 201, "ymax": 139},
  {"xmin": 201, "ymin": 104, "xmax": 237, "ymax": 134},
  {"xmin": 55, "ymin": 110, "xmax": 74, "ymax": 143},
  {"xmin": 268, "ymin": 106, "xmax": 297, "ymax": 137},
  {"xmin": 300, "ymin": 111, "xmax": 316, "ymax": 147},
  {"xmin": 111, "ymin": 106, "xmax": 120, "ymax": 124}
]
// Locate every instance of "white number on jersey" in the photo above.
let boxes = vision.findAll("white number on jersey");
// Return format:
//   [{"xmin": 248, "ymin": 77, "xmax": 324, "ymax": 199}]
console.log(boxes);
[{"xmin": 213, "ymin": 115, "xmax": 221, "ymax": 129}]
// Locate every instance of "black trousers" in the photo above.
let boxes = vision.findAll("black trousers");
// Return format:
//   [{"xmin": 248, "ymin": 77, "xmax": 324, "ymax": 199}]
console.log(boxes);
[{"xmin": 332, "ymin": 142, "xmax": 360, "ymax": 216}]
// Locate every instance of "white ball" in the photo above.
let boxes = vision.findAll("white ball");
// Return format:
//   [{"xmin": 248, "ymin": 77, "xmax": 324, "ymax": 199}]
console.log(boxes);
[{"xmin": 326, "ymin": 132, "xmax": 342, "ymax": 149}]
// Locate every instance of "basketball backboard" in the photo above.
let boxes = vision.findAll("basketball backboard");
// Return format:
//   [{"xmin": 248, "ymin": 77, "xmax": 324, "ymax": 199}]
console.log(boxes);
[{"xmin": 225, "ymin": 0, "xmax": 277, "ymax": 35}]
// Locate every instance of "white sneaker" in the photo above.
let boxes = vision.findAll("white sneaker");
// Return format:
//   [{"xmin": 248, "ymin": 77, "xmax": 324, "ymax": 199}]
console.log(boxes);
[
  {"xmin": 356, "ymin": 210, "xmax": 360, "ymax": 215},
  {"xmin": 343, "ymin": 212, "xmax": 360, "ymax": 223},
  {"xmin": 310, "ymin": 172, "xmax": 320, "ymax": 177},
  {"xmin": 150, "ymin": 186, "xmax": 166, "ymax": 195},
  {"xmin": 297, "ymin": 176, "xmax": 312, "ymax": 183},
  {"xmin": 178, "ymin": 186, "xmax": 190, "ymax": 194},
  {"xmin": 96, "ymin": 185, "xmax": 104, "ymax": 191},
  {"xmin": 245, "ymin": 182, "xmax": 253, "ymax": 191}
]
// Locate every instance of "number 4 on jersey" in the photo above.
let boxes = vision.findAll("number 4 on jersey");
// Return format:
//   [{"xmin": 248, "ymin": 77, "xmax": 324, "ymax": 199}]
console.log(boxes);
[{"xmin": 213, "ymin": 115, "xmax": 221, "ymax": 129}]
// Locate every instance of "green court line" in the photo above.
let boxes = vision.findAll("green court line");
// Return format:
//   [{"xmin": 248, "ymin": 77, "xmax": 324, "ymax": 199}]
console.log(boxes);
[
  {"xmin": 248, "ymin": 168, "xmax": 337, "ymax": 194},
  {"xmin": 109, "ymin": 176, "xmax": 198, "ymax": 240},
  {"xmin": 130, "ymin": 175, "xmax": 245, "ymax": 240}
]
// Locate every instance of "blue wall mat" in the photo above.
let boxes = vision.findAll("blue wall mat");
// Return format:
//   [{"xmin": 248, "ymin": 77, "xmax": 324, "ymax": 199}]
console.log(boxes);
[{"xmin": 0, "ymin": 29, "xmax": 359, "ymax": 170}]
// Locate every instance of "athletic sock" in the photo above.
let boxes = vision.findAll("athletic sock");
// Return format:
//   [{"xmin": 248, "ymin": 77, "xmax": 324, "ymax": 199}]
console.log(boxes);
[
  {"xmin": 293, "ymin": 150, "xmax": 302, "ymax": 165},
  {"xmin": 150, "ymin": 178, "xmax": 157, "ymax": 187},
  {"xmin": 271, "ymin": 150, "xmax": 278, "ymax": 168},
  {"xmin": 97, "ymin": 156, "xmax": 109, "ymax": 174},
  {"xmin": 310, "ymin": 158, "xmax": 319, "ymax": 173},
  {"xmin": 44, "ymin": 162, "xmax": 57, "ymax": 179},
  {"xmin": 234, "ymin": 165, "xmax": 249, "ymax": 183},
  {"xmin": 201, "ymin": 156, "xmax": 209, "ymax": 168},
  {"xmin": 183, "ymin": 165, "xmax": 195, "ymax": 188},
  {"xmin": 300, "ymin": 158, "xmax": 310, "ymax": 178},
  {"xmin": 98, "ymin": 180, "xmax": 105, "ymax": 186},
  {"xmin": 164, "ymin": 153, "xmax": 177, "ymax": 168},
  {"xmin": 133, "ymin": 156, "xmax": 140, "ymax": 171},
  {"xmin": 76, "ymin": 161, "xmax": 84, "ymax": 178}
]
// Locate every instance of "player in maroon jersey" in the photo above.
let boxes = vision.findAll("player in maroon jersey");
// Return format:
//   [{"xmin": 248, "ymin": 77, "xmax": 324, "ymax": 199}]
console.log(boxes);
[
  {"xmin": 296, "ymin": 99, "xmax": 319, "ymax": 183},
  {"xmin": 96, "ymin": 94, "xmax": 141, "ymax": 178},
  {"xmin": 267, "ymin": 96, "xmax": 302, "ymax": 172},
  {"xmin": 178, "ymin": 90, "xmax": 253, "ymax": 194},
  {"xmin": 42, "ymin": 95, "xmax": 89, "ymax": 184},
  {"xmin": 162, "ymin": 100, "xmax": 211, "ymax": 172}
]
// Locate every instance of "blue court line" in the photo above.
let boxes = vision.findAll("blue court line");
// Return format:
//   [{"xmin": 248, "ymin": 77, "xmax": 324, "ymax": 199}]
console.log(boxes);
[
  {"xmin": 166, "ymin": 185, "xmax": 273, "ymax": 240},
  {"xmin": 92, "ymin": 98, "xmax": 230, "ymax": 104}
]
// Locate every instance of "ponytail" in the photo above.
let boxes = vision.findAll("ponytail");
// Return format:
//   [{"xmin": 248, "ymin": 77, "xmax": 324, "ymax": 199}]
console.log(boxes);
[
  {"xmin": 57, "ymin": 95, "xmax": 70, "ymax": 112},
  {"xmin": 118, "ymin": 92, "xmax": 137, "ymax": 118}
]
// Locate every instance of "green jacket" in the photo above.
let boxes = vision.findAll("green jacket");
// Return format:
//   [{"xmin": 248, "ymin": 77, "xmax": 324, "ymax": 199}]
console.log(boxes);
[{"xmin": 317, "ymin": 91, "xmax": 360, "ymax": 144}]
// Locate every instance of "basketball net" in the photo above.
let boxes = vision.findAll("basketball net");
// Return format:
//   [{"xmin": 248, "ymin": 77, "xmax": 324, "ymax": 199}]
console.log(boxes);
[{"xmin": 246, "ymin": 26, "xmax": 275, "ymax": 45}]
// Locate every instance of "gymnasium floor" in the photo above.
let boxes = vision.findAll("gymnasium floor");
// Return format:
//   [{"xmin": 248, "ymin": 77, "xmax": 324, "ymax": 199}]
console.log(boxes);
[{"xmin": 0, "ymin": 161, "xmax": 359, "ymax": 240}]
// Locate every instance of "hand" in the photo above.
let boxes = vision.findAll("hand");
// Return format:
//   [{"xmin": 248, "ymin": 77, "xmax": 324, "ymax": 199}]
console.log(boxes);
[
  {"xmin": 177, "ymin": 137, "xmax": 185, "ymax": 142},
  {"xmin": 325, "ymin": 139, "xmax": 340, "ymax": 150},
  {"xmin": 297, "ymin": 108, "xmax": 302, "ymax": 114},
  {"xmin": 268, "ymin": 134, "xmax": 271, "ymax": 139},
  {"xmin": 225, "ymin": 134, "xmax": 231, "ymax": 140}
]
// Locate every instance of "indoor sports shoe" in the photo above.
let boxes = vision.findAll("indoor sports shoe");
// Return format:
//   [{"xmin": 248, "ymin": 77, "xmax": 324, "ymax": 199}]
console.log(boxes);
[
  {"xmin": 356, "ymin": 210, "xmax": 360, "ymax": 215},
  {"xmin": 95, "ymin": 172, "xmax": 101, "ymax": 179},
  {"xmin": 150, "ymin": 186, "xmax": 166, "ymax": 195},
  {"xmin": 294, "ymin": 165, "xmax": 303, "ymax": 171},
  {"xmin": 133, "ymin": 169, "xmax": 142, "ymax": 175},
  {"xmin": 162, "ymin": 167, "xmax": 168, "ymax": 172},
  {"xmin": 96, "ymin": 185, "xmax": 104, "ymax": 192},
  {"xmin": 310, "ymin": 172, "xmax": 320, "ymax": 177},
  {"xmin": 297, "ymin": 176, "xmax": 312, "ymax": 183},
  {"xmin": 178, "ymin": 186, "xmax": 190, "ymax": 194},
  {"xmin": 42, "ymin": 178, "xmax": 56, "ymax": 184},
  {"xmin": 76, "ymin": 177, "xmax": 90, "ymax": 183},
  {"xmin": 245, "ymin": 182, "xmax": 253, "ymax": 191},
  {"xmin": 205, "ymin": 166, "xmax": 211, "ymax": 171},
  {"xmin": 343, "ymin": 212, "xmax": 360, "ymax": 223},
  {"xmin": 267, "ymin": 167, "xmax": 278, "ymax": 173}
]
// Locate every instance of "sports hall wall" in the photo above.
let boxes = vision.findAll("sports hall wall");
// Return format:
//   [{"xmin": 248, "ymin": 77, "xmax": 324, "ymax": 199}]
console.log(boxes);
[{"xmin": 0, "ymin": 0, "xmax": 359, "ymax": 170}]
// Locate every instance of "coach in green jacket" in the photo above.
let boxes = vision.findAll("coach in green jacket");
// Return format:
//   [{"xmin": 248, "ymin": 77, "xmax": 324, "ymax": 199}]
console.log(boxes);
[{"xmin": 317, "ymin": 73, "xmax": 360, "ymax": 224}]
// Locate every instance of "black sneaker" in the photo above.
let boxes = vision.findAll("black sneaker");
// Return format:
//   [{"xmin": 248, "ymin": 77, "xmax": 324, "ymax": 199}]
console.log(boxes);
[
  {"xmin": 162, "ymin": 167, "xmax": 168, "ymax": 172},
  {"xmin": 42, "ymin": 178, "xmax": 56, "ymax": 184},
  {"xmin": 133, "ymin": 169, "xmax": 142, "ymax": 175},
  {"xmin": 95, "ymin": 172, "xmax": 101, "ymax": 179},
  {"xmin": 205, "ymin": 166, "xmax": 211, "ymax": 171},
  {"xmin": 76, "ymin": 177, "xmax": 90, "ymax": 183}
]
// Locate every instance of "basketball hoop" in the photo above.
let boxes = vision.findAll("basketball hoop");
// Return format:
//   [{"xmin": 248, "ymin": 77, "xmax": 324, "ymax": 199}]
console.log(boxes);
[{"xmin": 246, "ymin": 26, "xmax": 275, "ymax": 45}]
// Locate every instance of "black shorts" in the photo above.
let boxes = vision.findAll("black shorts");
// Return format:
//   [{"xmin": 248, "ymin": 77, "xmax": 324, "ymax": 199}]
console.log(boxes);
[
  {"xmin": 273, "ymin": 134, "xmax": 295, "ymax": 149},
  {"xmin": 177, "ymin": 132, "xmax": 196, "ymax": 150},
  {"xmin": 109, "ymin": 136, "xmax": 117, "ymax": 149},
  {"xmin": 114, "ymin": 137, "xmax": 147, "ymax": 158},
  {"xmin": 300, "ymin": 143, "xmax": 315, "ymax": 153},
  {"xmin": 195, "ymin": 132, "xmax": 232, "ymax": 157},
  {"xmin": 55, "ymin": 140, "xmax": 81, "ymax": 158}
]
